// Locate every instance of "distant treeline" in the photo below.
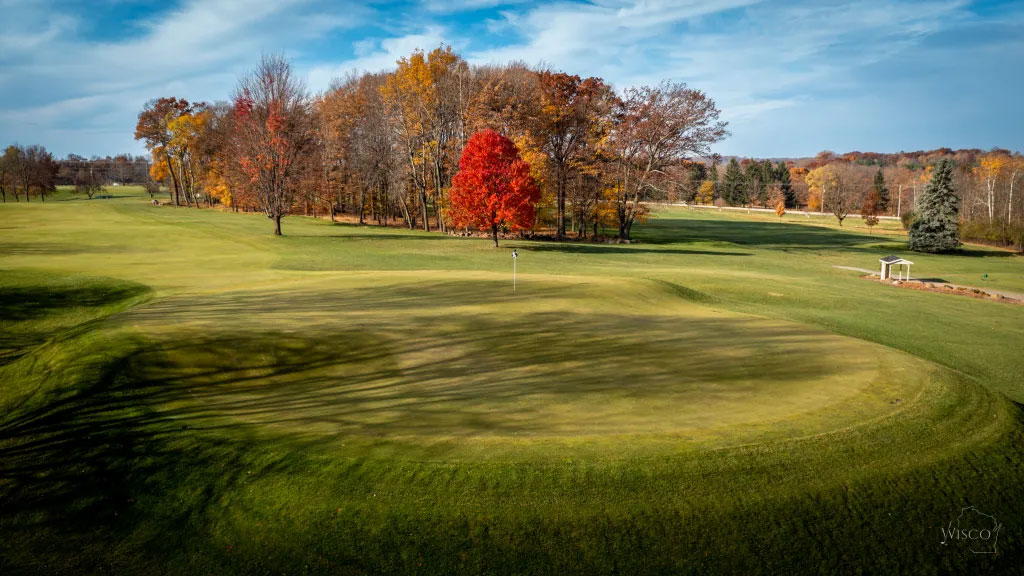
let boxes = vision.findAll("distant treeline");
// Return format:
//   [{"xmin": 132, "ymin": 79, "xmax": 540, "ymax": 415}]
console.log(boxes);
[
  {"xmin": 690, "ymin": 148, "xmax": 1023, "ymax": 249},
  {"xmin": 0, "ymin": 144, "xmax": 152, "ymax": 202}
]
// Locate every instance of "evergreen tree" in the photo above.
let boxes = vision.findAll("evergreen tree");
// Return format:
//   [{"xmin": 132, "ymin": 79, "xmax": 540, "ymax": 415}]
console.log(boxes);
[
  {"xmin": 872, "ymin": 169, "xmax": 890, "ymax": 212},
  {"xmin": 908, "ymin": 159, "xmax": 959, "ymax": 252},
  {"xmin": 761, "ymin": 160, "xmax": 775, "ymax": 187},
  {"xmin": 686, "ymin": 162, "xmax": 707, "ymax": 202},
  {"xmin": 709, "ymin": 162, "xmax": 719, "ymax": 199},
  {"xmin": 776, "ymin": 161, "xmax": 795, "ymax": 208},
  {"xmin": 722, "ymin": 158, "xmax": 746, "ymax": 206}
]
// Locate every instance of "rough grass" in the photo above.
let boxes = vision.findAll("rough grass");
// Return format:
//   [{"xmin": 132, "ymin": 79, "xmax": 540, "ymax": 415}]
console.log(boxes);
[{"xmin": 1, "ymin": 188, "xmax": 1023, "ymax": 574}]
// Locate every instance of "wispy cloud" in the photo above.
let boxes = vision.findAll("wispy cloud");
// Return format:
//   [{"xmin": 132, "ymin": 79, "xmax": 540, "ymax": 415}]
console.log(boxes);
[
  {"xmin": 0, "ymin": 0, "xmax": 1020, "ymax": 157},
  {"xmin": 0, "ymin": 0, "xmax": 365, "ymax": 154}
]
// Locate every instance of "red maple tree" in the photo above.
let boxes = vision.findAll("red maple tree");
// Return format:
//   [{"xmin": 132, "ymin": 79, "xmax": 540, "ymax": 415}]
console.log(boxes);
[{"xmin": 448, "ymin": 130, "xmax": 540, "ymax": 247}]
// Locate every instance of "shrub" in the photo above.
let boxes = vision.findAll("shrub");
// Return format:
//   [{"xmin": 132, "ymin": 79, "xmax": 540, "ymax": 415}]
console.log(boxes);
[{"xmin": 900, "ymin": 210, "xmax": 915, "ymax": 230}]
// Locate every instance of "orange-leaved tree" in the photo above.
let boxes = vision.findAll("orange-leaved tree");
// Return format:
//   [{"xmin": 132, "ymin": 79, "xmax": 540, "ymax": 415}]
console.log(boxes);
[{"xmin": 448, "ymin": 130, "xmax": 540, "ymax": 247}]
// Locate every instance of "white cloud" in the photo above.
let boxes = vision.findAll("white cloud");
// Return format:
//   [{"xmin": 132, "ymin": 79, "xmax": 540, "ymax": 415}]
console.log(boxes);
[
  {"xmin": 305, "ymin": 26, "xmax": 451, "ymax": 93},
  {"xmin": 0, "ymin": 0, "xmax": 364, "ymax": 155},
  {"xmin": 463, "ymin": 0, "xmax": 972, "ymax": 151},
  {"xmin": 1, "ymin": 0, "xmax": 1018, "ymax": 158}
]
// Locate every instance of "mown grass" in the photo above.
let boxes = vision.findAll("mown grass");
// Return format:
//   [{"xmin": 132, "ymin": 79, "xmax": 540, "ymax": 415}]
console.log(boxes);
[{"xmin": 1, "ymin": 187, "xmax": 1023, "ymax": 574}]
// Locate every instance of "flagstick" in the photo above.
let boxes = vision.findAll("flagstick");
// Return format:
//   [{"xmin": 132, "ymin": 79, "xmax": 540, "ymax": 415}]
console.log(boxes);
[{"xmin": 513, "ymin": 249, "xmax": 518, "ymax": 291}]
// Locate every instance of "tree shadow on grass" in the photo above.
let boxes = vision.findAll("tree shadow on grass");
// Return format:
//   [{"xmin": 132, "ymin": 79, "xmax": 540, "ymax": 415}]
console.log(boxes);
[
  {"xmin": 517, "ymin": 243, "xmax": 751, "ymax": 256},
  {"xmin": 0, "ymin": 281, "xmax": 149, "ymax": 368},
  {"xmin": 0, "ymin": 291, "xmax": 934, "ymax": 575},
  {"xmin": 0, "ymin": 283, "xmax": 148, "ymax": 323},
  {"xmin": 0, "ymin": 242, "xmax": 134, "ymax": 257},
  {"xmin": 636, "ymin": 217, "xmax": 1017, "ymax": 258},
  {"xmin": 117, "ymin": 311, "xmax": 845, "ymax": 443}
]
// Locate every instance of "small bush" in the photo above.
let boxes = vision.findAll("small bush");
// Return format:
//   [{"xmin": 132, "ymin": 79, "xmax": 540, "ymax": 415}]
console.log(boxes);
[{"xmin": 900, "ymin": 210, "xmax": 915, "ymax": 230}]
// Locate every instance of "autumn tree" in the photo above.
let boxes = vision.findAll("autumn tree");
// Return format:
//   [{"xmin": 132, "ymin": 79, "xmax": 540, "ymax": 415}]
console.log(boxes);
[
  {"xmin": 468, "ymin": 64, "xmax": 550, "ymax": 228},
  {"xmin": 973, "ymin": 153, "xmax": 1006, "ymax": 223},
  {"xmin": 1006, "ymin": 156, "xmax": 1023, "ymax": 224},
  {"xmin": 536, "ymin": 71, "xmax": 612, "ymax": 239},
  {"xmin": 322, "ymin": 73, "xmax": 406, "ymax": 225},
  {"xmin": 805, "ymin": 165, "xmax": 836, "ymax": 213},
  {"xmin": 696, "ymin": 180, "xmax": 715, "ymax": 204},
  {"xmin": 872, "ymin": 168, "xmax": 889, "ymax": 212},
  {"xmin": 774, "ymin": 188, "xmax": 786, "ymax": 220},
  {"xmin": 167, "ymin": 106, "xmax": 213, "ymax": 207},
  {"xmin": 861, "ymin": 189, "xmax": 881, "ymax": 233},
  {"xmin": 447, "ymin": 130, "xmax": 540, "ymax": 247},
  {"xmin": 468, "ymin": 63, "xmax": 541, "ymax": 143},
  {"xmin": 382, "ymin": 46, "xmax": 470, "ymax": 233},
  {"xmin": 605, "ymin": 81, "xmax": 727, "ymax": 239},
  {"xmin": 230, "ymin": 55, "xmax": 315, "ymax": 236},
  {"xmin": 909, "ymin": 159, "xmax": 960, "ymax": 252},
  {"xmin": 135, "ymin": 97, "xmax": 196, "ymax": 205},
  {"xmin": 824, "ymin": 164, "xmax": 863, "ymax": 226}
]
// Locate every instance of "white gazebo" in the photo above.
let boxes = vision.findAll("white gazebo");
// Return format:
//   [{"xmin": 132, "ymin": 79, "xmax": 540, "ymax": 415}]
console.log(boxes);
[{"xmin": 879, "ymin": 255, "xmax": 913, "ymax": 280}]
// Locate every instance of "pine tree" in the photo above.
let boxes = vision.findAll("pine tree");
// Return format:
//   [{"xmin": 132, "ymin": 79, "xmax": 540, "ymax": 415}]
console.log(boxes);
[
  {"xmin": 686, "ymin": 162, "xmax": 707, "ymax": 202},
  {"xmin": 872, "ymin": 169, "xmax": 890, "ymax": 212},
  {"xmin": 776, "ymin": 161, "xmax": 795, "ymax": 208},
  {"xmin": 709, "ymin": 162, "xmax": 719, "ymax": 199},
  {"xmin": 722, "ymin": 158, "xmax": 746, "ymax": 206},
  {"xmin": 908, "ymin": 159, "xmax": 959, "ymax": 252}
]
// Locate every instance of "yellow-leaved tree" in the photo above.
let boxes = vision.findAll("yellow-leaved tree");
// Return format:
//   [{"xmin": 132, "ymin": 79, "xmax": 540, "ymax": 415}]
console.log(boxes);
[
  {"xmin": 805, "ymin": 166, "xmax": 836, "ymax": 213},
  {"xmin": 974, "ymin": 153, "xmax": 1008, "ymax": 223},
  {"xmin": 696, "ymin": 180, "xmax": 715, "ymax": 204}
]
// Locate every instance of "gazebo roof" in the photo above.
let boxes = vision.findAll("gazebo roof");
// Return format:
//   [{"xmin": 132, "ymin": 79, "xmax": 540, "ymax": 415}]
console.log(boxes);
[{"xmin": 879, "ymin": 255, "xmax": 913, "ymax": 265}]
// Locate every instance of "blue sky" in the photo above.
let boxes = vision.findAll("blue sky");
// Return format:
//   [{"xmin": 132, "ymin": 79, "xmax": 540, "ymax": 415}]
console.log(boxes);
[{"xmin": 1, "ymin": 0, "xmax": 1021, "ymax": 158}]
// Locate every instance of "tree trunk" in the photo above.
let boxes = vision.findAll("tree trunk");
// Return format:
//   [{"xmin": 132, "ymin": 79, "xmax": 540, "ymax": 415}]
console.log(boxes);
[
  {"xmin": 273, "ymin": 214, "xmax": 282, "ymax": 236},
  {"xmin": 433, "ymin": 161, "xmax": 446, "ymax": 234},
  {"xmin": 420, "ymin": 188, "xmax": 430, "ymax": 232},
  {"xmin": 435, "ymin": 197, "xmax": 444, "ymax": 233},
  {"xmin": 556, "ymin": 168, "xmax": 566, "ymax": 239},
  {"xmin": 399, "ymin": 195, "xmax": 412, "ymax": 229},
  {"xmin": 1009, "ymin": 175, "xmax": 1016, "ymax": 224},
  {"xmin": 492, "ymin": 223, "xmax": 499, "ymax": 247},
  {"xmin": 165, "ymin": 156, "xmax": 180, "ymax": 206}
]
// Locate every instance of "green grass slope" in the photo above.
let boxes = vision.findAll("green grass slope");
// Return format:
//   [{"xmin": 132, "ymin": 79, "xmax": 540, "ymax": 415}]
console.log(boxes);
[{"xmin": 1, "ymin": 188, "xmax": 1023, "ymax": 574}]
